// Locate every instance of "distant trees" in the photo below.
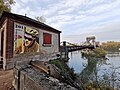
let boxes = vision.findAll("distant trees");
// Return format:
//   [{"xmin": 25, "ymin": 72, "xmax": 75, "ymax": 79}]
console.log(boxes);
[
  {"xmin": 0, "ymin": 0, "xmax": 15, "ymax": 15},
  {"xmin": 101, "ymin": 41, "xmax": 120, "ymax": 52}
]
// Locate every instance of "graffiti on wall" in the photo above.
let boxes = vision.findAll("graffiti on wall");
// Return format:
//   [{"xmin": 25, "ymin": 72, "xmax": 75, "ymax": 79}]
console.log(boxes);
[{"xmin": 14, "ymin": 23, "xmax": 39, "ymax": 54}]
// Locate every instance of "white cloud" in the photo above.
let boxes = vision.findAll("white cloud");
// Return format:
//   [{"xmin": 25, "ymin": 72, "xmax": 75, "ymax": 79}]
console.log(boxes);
[
  {"xmin": 58, "ymin": 8, "xmax": 74, "ymax": 14},
  {"xmin": 62, "ymin": 0, "xmax": 85, "ymax": 7},
  {"xmin": 11, "ymin": 0, "xmax": 120, "ymax": 42},
  {"xmin": 62, "ymin": 21, "xmax": 120, "ymax": 43}
]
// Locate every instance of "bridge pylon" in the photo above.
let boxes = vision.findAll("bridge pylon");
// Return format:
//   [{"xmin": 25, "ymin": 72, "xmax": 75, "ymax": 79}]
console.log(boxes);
[{"xmin": 60, "ymin": 41, "xmax": 69, "ymax": 61}]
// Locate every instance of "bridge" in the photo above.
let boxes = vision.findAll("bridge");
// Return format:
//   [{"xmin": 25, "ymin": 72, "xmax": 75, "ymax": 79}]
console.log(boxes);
[
  {"xmin": 60, "ymin": 36, "xmax": 99, "ymax": 61},
  {"xmin": 60, "ymin": 41, "xmax": 99, "ymax": 52}
]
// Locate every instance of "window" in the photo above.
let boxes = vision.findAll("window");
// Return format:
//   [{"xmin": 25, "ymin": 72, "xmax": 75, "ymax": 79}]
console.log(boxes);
[{"xmin": 43, "ymin": 33, "xmax": 52, "ymax": 46}]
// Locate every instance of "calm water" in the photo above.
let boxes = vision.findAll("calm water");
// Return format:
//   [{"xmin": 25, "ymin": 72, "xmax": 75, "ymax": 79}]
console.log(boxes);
[
  {"xmin": 68, "ymin": 51, "xmax": 120, "ymax": 87},
  {"xmin": 68, "ymin": 51, "xmax": 120, "ymax": 86},
  {"xmin": 68, "ymin": 51, "xmax": 88, "ymax": 73},
  {"xmin": 68, "ymin": 51, "xmax": 120, "ymax": 73}
]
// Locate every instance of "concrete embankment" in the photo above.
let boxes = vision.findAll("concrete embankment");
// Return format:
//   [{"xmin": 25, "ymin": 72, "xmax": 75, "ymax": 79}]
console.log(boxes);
[{"xmin": 13, "ymin": 60, "xmax": 78, "ymax": 90}]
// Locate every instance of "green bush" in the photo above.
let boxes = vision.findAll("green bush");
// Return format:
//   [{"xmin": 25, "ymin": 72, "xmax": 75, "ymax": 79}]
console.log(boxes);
[{"xmin": 94, "ymin": 47, "xmax": 107, "ymax": 57}]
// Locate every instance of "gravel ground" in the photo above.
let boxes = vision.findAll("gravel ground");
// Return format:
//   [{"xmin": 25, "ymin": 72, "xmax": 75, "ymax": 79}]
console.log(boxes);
[{"xmin": 0, "ymin": 69, "xmax": 14, "ymax": 90}]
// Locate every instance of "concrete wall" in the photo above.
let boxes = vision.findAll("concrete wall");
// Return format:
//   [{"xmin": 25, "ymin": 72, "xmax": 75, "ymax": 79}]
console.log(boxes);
[{"xmin": 13, "ymin": 61, "xmax": 77, "ymax": 90}]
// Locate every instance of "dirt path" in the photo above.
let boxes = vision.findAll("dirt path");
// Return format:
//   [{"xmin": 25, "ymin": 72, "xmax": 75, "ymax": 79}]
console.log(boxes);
[{"xmin": 0, "ymin": 69, "xmax": 14, "ymax": 90}]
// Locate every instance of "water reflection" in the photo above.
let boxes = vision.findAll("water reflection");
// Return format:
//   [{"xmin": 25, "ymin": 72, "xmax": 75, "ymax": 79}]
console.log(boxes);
[
  {"xmin": 68, "ymin": 51, "xmax": 120, "ymax": 89},
  {"xmin": 107, "ymin": 52, "xmax": 120, "ymax": 57},
  {"xmin": 80, "ymin": 56, "xmax": 107, "ymax": 83},
  {"xmin": 68, "ymin": 51, "xmax": 87, "ymax": 73}
]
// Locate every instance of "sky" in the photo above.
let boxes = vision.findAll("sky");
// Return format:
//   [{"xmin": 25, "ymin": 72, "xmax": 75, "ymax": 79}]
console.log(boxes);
[{"xmin": 11, "ymin": 0, "xmax": 120, "ymax": 43}]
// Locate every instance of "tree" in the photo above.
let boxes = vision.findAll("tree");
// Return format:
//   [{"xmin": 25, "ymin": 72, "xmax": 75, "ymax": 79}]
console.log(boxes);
[
  {"xmin": 35, "ymin": 16, "xmax": 46, "ymax": 23},
  {"xmin": 0, "ymin": 0, "xmax": 15, "ymax": 15},
  {"xmin": 101, "ymin": 41, "xmax": 120, "ymax": 52}
]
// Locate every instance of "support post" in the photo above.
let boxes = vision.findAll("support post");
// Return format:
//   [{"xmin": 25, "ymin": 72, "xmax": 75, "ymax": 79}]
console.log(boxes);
[
  {"xmin": 60, "ymin": 41, "xmax": 69, "ymax": 61},
  {"xmin": 63, "ymin": 41, "xmax": 68, "ymax": 59}
]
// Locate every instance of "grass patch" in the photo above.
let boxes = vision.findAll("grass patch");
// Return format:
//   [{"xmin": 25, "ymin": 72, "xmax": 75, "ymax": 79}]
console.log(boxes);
[{"xmin": 49, "ymin": 59, "xmax": 66, "ymax": 72}]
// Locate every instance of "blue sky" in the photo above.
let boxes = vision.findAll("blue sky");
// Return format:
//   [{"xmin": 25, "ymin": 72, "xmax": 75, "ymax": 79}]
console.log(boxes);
[{"xmin": 11, "ymin": 0, "xmax": 120, "ymax": 43}]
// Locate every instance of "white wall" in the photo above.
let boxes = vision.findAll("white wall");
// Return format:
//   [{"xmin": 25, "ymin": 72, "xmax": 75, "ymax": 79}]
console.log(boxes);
[{"xmin": 39, "ymin": 29, "xmax": 59, "ymax": 54}]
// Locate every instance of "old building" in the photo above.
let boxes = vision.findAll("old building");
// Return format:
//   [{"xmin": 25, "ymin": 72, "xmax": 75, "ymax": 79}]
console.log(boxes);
[{"xmin": 0, "ymin": 11, "xmax": 61, "ymax": 70}]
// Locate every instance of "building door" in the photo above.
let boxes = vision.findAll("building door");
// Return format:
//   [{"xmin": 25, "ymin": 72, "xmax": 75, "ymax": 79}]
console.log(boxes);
[{"xmin": 1, "ymin": 29, "xmax": 4, "ymax": 61}]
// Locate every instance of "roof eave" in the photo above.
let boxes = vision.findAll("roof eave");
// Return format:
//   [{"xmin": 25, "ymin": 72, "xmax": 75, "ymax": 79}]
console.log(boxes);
[{"xmin": 0, "ymin": 11, "xmax": 62, "ymax": 33}]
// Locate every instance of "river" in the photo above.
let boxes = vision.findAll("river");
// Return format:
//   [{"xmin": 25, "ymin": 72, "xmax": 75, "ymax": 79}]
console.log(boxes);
[{"xmin": 68, "ymin": 51, "xmax": 120, "ymax": 88}]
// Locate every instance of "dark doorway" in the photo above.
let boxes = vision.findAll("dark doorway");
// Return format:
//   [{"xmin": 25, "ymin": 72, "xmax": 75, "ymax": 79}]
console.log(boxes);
[{"xmin": 1, "ymin": 29, "xmax": 4, "ymax": 61}]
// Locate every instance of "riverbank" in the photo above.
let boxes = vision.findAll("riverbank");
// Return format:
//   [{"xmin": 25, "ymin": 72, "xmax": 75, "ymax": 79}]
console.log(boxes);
[
  {"xmin": 12, "ymin": 57, "xmax": 85, "ymax": 90},
  {"xmin": 1, "ymin": 49, "xmax": 119, "ymax": 90},
  {"xmin": 49, "ymin": 59, "xmax": 83, "ymax": 90},
  {"xmin": 81, "ymin": 47, "xmax": 107, "ymax": 58}
]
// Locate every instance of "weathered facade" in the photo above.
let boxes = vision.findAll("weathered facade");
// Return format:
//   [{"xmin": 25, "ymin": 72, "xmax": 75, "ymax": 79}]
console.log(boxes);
[{"xmin": 0, "ymin": 11, "xmax": 61, "ymax": 70}]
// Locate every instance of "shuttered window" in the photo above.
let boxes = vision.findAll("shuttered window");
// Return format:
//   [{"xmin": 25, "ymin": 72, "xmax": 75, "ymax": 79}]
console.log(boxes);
[{"xmin": 43, "ymin": 33, "xmax": 52, "ymax": 45}]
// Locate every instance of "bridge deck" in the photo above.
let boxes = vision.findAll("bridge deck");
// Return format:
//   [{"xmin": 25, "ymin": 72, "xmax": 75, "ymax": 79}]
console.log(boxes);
[{"xmin": 60, "ymin": 45, "xmax": 95, "ymax": 52}]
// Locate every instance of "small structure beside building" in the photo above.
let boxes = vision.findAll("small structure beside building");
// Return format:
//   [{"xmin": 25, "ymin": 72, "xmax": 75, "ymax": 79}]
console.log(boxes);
[{"xmin": 0, "ymin": 11, "xmax": 61, "ymax": 70}]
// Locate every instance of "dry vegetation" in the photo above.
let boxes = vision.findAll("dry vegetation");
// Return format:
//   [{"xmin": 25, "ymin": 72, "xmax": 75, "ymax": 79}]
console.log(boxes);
[{"xmin": 101, "ymin": 41, "xmax": 120, "ymax": 52}]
